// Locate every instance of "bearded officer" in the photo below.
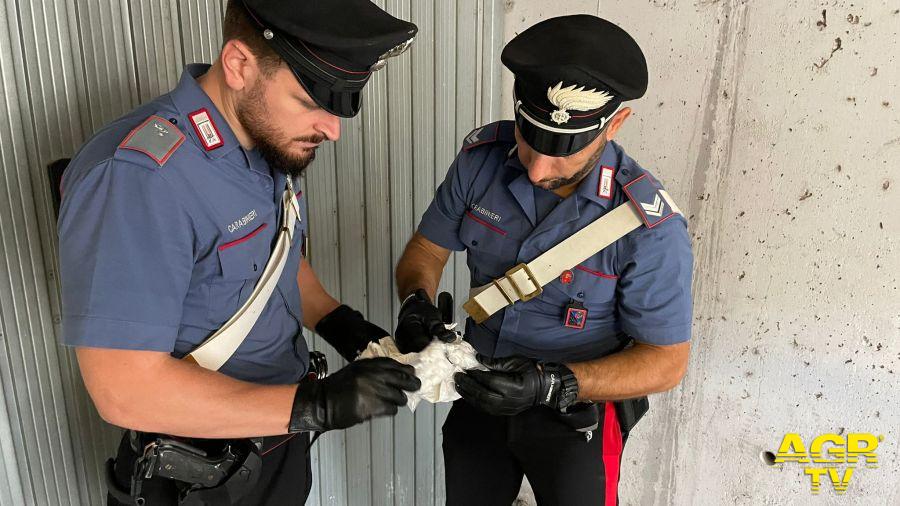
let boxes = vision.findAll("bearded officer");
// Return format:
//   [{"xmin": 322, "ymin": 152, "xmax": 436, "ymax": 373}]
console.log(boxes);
[
  {"xmin": 58, "ymin": 1, "xmax": 421, "ymax": 504},
  {"xmin": 394, "ymin": 15, "xmax": 693, "ymax": 505}
]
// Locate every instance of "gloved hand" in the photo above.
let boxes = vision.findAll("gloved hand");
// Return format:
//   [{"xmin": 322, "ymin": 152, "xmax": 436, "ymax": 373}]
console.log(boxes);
[
  {"xmin": 394, "ymin": 289, "xmax": 456, "ymax": 353},
  {"xmin": 453, "ymin": 355, "xmax": 579, "ymax": 416},
  {"xmin": 289, "ymin": 357, "xmax": 421, "ymax": 433},
  {"xmin": 315, "ymin": 305, "xmax": 389, "ymax": 362}
]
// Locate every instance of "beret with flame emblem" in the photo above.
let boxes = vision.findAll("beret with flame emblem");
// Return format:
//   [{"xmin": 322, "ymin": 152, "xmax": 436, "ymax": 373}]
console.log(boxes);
[{"xmin": 502, "ymin": 15, "xmax": 648, "ymax": 156}]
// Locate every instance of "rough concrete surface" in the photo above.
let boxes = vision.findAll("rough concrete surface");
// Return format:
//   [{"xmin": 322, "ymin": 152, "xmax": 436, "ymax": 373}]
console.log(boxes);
[{"xmin": 502, "ymin": 1, "xmax": 899, "ymax": 505}]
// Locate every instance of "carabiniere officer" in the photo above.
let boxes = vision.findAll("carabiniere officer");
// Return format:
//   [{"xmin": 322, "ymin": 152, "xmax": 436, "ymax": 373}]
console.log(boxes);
[
  {"xmin": 394, "ymin": 15, "xmax": 694, "ymax": 505},
  {"xmin": 58, "ymin": 1, "xmax": 420, "ymax": 504}
]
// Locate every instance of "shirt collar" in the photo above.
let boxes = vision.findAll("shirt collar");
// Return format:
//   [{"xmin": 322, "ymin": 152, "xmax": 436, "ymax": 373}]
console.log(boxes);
[
  {"xmin": 243, "ymin": 147, "xmax": 274, "ymax": 178},
  {"xmin": 170, "ymin": 64, "xmax": 242, "ymax": 161},
  {"xmin": 505, "ymin": 149, "xmax": 538, "ymax": 225}
]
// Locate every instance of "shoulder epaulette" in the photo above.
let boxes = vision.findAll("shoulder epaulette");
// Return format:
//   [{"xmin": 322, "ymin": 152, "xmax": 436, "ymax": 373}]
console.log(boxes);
[
  {"xmin": 461, "ymin": 120, "xmax": 516, "ymax": 151},
  {"xmin": 117, "ymin": 115, "xmax": 185, "ymax": 167},
  {"xmin": 616, "ymin": 165, "xmax": 683, "ymax": 229}
]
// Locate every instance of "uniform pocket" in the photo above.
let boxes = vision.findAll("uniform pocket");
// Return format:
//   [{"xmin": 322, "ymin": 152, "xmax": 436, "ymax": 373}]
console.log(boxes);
[
  {"xmin": 573, "ymin": 264, "xmax": 617, "ymax": 305},
  {"xmin": 541, "ymin": 263, "xmax": 617, "ymax": 307},
  {"xmin": 459, "ymin": 214, "xmax": 522, "ymax": 281},
  {"xmin": 207, "ymin": 223, "xmax": 268, "ymax": 325}
]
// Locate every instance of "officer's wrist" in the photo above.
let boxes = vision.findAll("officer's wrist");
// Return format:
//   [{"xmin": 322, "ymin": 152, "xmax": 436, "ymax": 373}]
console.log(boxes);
[
  {"xmin": 401, "ymin": 288, "xmax": 431, "ymax": 309},
  {"xmin": 400, "ymin": 291, "xmax": 419, "ymax": 306},
  {"xmin": 288, "ymin": 379, "xmax": 328, "ymax": 433},
  {"xmin": 540, "ymin": 363, "xmax": 579, "ymax": 411},
  {"xmin": 315, "ymin": 305, "xmax": 360, "ymax": 334}
]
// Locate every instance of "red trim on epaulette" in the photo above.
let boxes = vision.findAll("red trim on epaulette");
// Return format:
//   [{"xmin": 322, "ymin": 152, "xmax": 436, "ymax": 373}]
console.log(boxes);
[
  {"xmin": 462, "ymin": 123, "xmax": 501, "ymax": 151},
  {"xmin": 622, "ymin": 173, "xmax": 676, "ymax": 229},
  {"xmin": 119, "ymin": 116, "xmax": 184, "ymax": 166}
]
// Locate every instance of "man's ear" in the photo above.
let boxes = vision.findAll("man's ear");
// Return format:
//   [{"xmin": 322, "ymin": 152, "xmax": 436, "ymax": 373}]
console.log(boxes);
[
  {"xmin": 220, "ymin": 39, "xmax": 258, "ymax": 92},
  {"xmin": 603, "ymin": 107, "xmax": 632, "ymax": 141}
]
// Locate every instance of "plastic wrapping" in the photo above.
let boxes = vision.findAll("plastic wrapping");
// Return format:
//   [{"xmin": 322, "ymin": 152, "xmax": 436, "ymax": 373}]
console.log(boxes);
[{"xmin": 358, "ymin": 332, "xmax": 485, "ymax": 410}]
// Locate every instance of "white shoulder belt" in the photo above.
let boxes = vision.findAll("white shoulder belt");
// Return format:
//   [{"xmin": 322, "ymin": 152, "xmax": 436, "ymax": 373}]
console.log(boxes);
[
  {"xmin": 186, "ymin": 180, "xmax": 300, "ymax": 370},
  {"xmin": 462, "ymin": 187, "xmax": 682, "ymax": 324}
]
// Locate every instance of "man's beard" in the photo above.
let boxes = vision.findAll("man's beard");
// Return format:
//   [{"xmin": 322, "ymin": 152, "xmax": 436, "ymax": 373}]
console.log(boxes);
[
  {"xmin": 236, "ymin": 82, "xmax": 324, "ymax": 178},
  {"xmin": 534, "ymin": 137, "xmax": 607, "ymax": 191}
]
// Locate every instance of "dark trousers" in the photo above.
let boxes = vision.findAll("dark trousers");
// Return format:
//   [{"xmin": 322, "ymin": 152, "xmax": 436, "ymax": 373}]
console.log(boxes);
[
  {"xmin": 107, "ymin": 432, "xmax": 312, "ymax": 505},
  {"xmin": 443, "ymin": 400, "xmax": 624, "ymax": 506}
]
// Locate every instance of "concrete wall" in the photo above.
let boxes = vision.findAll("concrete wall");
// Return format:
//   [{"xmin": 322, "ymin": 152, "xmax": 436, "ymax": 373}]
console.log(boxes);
[{"xmin": 503, "ymin": 1, "xmax": 899, "ymax": 505}]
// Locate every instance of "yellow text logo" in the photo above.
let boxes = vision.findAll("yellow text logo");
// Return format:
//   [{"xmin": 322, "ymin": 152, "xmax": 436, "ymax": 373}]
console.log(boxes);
[{"xmin": 769, "ymin": 433, "xmax": 882, "ymax": 494}]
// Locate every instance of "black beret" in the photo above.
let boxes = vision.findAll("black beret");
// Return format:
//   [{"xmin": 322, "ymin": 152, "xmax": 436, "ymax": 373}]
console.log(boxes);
[
  {"xmin": 501, "ymin": 15, "xmax": 647, "ymax": 156},
  {"xmin": 502, "ymin": 15, "xmax": 647, "ymax": 131},
  {"xmin": 242, "ymin": 0, "xmax": 418, "ymax": 117}
]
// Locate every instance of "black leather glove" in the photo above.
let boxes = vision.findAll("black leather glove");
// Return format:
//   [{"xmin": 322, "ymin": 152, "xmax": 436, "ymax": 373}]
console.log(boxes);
[
  {"xmin": 453, "ymin": 355, "xmax": 579, "ymax": 416},
  {"xmin": 315, "ymin": 305, "xmax": 389, "ymax": 362},
  {"xmin": 289, "ymin": 357, "xmax": 421, "ymax": 433},
  {"xmin": 394, "ymin": 289, "xmax": 456, "ymax": 353}
]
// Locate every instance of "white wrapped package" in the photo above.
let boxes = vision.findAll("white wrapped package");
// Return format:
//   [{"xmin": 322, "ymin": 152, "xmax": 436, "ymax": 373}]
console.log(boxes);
[{"xmin": 358, "ymin": 333, "xmax": 485, "ymax": 410}]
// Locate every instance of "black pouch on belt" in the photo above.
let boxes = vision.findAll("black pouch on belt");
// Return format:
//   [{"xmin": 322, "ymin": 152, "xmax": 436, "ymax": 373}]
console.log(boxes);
[{"xmin": 614, "ymin": 396, "xmax": 649, "ymax": 434}]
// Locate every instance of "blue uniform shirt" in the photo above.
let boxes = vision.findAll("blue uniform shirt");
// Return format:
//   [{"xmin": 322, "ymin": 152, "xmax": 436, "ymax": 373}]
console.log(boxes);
[
  {"xmin": 418, "ymin": 121, "xmax": 693, "ymax": 363},
  {"xmin": 58, "ymin": 64, "xmax": 309, "ymax": 384}
]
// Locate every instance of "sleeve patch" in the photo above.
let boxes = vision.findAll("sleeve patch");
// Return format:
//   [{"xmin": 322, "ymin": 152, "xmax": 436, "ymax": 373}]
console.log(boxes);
[
  {"xmin": 622, "ymin": 174, "xmax": 677, "ymax": 229},
  {"xmin": 119, "ymin": 115, "xmax": 185, "ymax": 166}
]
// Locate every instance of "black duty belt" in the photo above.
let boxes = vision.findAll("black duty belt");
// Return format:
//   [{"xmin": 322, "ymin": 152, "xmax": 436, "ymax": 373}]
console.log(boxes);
[
  {"xmin": 106, "ymin": 433, "xmax": 262, "ymax": 506},
  {"xmin": 106, "ymin": 352, "xmax": 328, "ymax": 505}
]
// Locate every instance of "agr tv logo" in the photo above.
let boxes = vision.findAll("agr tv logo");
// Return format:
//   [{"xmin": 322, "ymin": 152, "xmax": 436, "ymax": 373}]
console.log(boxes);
[{"xmin": 763, "ymin": 433, "xmax": 883, "ymax": 494}]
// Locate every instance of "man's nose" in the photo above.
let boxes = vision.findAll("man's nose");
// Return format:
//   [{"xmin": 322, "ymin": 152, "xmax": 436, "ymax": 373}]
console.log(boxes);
[
  {"xmin": 527, "ymin": 153, "xmax": 556, "ymax": 183},
  {"xmin": 317, "ymin": 112, "xmax": 341, "ymax": 141}
]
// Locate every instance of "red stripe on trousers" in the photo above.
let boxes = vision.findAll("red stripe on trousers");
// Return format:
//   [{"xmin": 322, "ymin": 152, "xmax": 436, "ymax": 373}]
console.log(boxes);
[{"xmin": 603, "ymin": 402, "xmax": 623, "ymax": 506}]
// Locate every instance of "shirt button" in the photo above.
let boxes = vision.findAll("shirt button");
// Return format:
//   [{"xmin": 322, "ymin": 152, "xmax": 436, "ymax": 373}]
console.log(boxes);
[{"xmin": 471, "ymin": 240, "xmax": 478, "ymax": 246}]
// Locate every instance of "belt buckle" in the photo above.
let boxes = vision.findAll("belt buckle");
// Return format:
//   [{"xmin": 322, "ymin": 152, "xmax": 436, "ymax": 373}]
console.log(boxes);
[{"xmin": 504, "ymin": 263, "xmax": 543, "ymax": 302}]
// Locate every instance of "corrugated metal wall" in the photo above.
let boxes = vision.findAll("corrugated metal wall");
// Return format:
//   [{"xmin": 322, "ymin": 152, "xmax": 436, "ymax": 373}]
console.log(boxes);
[{"xmin": 0, "ymin": 1, "xmax": 503, "ymax": 505}]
